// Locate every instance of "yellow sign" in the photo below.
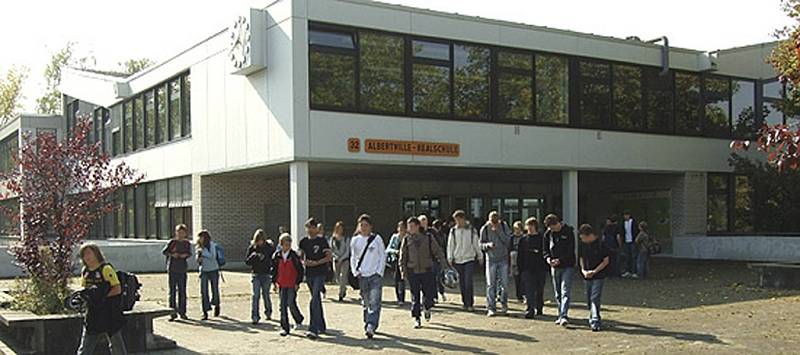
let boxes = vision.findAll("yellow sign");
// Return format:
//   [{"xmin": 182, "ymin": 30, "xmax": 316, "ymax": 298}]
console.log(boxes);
[{"xmin": 350, "ymin": 138, "xmax": 460, "ymax": 157}]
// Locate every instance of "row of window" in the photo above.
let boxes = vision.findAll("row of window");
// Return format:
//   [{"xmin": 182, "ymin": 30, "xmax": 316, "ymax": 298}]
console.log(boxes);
[
  {"xmin": 707, "ymin": 173, "xmax": 800, "ymax": 234},
  {"xmin": 308, "ymin": 23, "xmax": 762, "ymax": 138},
  {"xmin": 89, "ymin": 176, "xmax": 192, "ymax": 239},
  {"xmin": 111, "ymin": 73, "xmax": 191, "ymax": 157}
]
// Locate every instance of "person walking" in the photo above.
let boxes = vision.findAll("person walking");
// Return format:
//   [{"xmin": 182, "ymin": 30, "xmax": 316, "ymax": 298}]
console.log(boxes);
[
  {"xmin": 246, "ymin": 229, "xmax": 275, "ymax": 324},
  {"xmin": 298, "ymin": 217, "xmax": 333, "ymax": 339},
  {"xmin": 601, "ymin": 216, "xmax": 622, "ymax": 278},
  {"xmin": 543, "ymin": 213, "xmax": 576, "ymax": 327},
  {"xmin": 634, "ymin": 221, "xmax": 657, "ymax": 279},
  {"xmin": 446, "ymin": 210, "xmax": 483, "ymax": 312},
  {"xmin": 431, "ymin": 219, "xmax": 448, "ymax": 302},
  {"xmin": 76, "ymin": 244, "xmax": 127, "ymax": 355},
  {"xmin": 162, "ymin": 224, "xmax": 191, "ymax": 321},
  {"xmin": 387, "ymin": 220, "xmax": 408, "ymax": 305},
  {"xmin": 577, "ymin": 224, "xmax": 611, "ymax": 331},
  {"xmin": 510, "ymin": 221, "xmax": 525, "ymax": 303},
  {"xmin": 271, "ymin": 233, "xmax": 305, "ymax": 336},
  {"xmin": 518, "ymin": 217, "xmax": 547, "ymax": 318},
  {"xmin": 350, "ymin": 214, "xmax": 386, "ymax": 339},
  {"xmin": 480, "ymin": 211, "xmax": 512, "ymax": 317},
  {"xmin": 621, "ymin": 211, "xmax": 639, "ymax": 278},
  {"xmin": 330, "ymin": 221, "xmax": 351, "ymax": 302},
  {"xmin": 400, "ymin": 216, "xmax": 447, "ymax": 329},
  {"xmin": 195, "ymin": 230, "xmax": 222, "ymax": 320}
]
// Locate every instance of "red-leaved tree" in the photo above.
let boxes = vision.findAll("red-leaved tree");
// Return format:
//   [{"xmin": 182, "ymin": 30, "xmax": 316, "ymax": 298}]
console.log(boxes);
[{"xmin": 0, "ymin": 116, "xmax": 142, "ymax": 313}]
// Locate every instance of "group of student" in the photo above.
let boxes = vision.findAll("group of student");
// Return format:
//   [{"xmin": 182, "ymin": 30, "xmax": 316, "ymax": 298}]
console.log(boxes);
[{"xmin": 75, "ymin": 209, "xmax": 660, "ymax": 354}]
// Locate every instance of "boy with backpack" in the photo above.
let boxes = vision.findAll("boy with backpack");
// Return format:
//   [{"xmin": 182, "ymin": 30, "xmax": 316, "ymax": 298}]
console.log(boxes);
[
  {"xmin": 162, "ymin": 224, "xmax": 191, "ymax": 321},
  {"xmin": 76, "ymin": 243, "xmax": 127, "ymax": 355},
  {"xmin": 246, "ymin": 229, "xmax": 276, "ymax": 324},
  {"xmin": 271, "ymin": 233, "xmax": 305, "ymax": 336},
  {"xmin": 399, "ymin": 217, "xmax": 447, "ymax": 329}
]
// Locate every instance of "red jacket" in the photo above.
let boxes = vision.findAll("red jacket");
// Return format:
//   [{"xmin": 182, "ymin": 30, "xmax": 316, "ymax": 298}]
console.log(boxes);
[{"xmin": 271, "ymin": 249, "xmax": 304, "ymax": 288}]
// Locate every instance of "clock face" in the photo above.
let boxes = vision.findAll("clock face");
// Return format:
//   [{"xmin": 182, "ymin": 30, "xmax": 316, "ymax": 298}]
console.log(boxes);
[{"xmin": 229, "ymin": 16, "xmax": 251, "ymax": 69}]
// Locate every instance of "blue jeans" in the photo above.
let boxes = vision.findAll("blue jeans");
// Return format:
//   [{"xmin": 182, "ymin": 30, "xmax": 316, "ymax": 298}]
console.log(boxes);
[
  {"xmin": 454, "ymin": 261, "xmax": 476, "ymax": 308},
  {"xmin": 168, "ymin": 272, "xmax": 187, "ymax": 316},
  {"xmin": 637, "ymin": 250, "xmax": 650, "ymax": 279},
  {"xmin": 394, "ymin": 264, "xmax": 406, "ymax": 303},
  {"xmin": 551, "ymin": 266, "xmax": 574, "ymax": 320},
  {"xmin": 408, "ymin": 271, "xmax": 435, "ymax": 318},
  {"xmin": 306, "ymin": 274, "xmax": 327, "ymax": 334},
  {"xmin": 585, "ymin": 278, "xmax": 605, "ymax": 327},
  {"xmin": 359, "ymin": 274, "xmax": 383, "ymax": 331},
  {"xmin": 623, "ymin": 242, "xmax": 638, "ymax": 274},
  {"xmin": 520, "ymin": 269, "xmax": 546, "ymax": 315},
  {"xmin": 77, "ymin": 327, "xmax": 126, "ymax": 355},
  {"xmin": 279, "ymin": 287, "xmax": 304, "ymax": 332},
  {"xmin": 485, "ymin": 260, "xmax": 509, "ymax": 312},
  {"xmin": 200, "ymin": 270, "xmax": 220, "ymax": 312},
  {"xmin": 251, "ymin": 274, "xmax": 273, "ymax": 322}
]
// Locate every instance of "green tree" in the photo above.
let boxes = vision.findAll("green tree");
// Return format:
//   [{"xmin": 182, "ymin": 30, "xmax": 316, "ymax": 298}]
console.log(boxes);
[
  {"xmin": 35, "ymin": 43, "xmax": 88, "ymax": 115},
  {"xmin": 0, "ymin": 66, "xmax": 27, "ymax": 124},
  {"xmin": 120, "ymin": 58, "xmax": 155, "ymax": 75}
]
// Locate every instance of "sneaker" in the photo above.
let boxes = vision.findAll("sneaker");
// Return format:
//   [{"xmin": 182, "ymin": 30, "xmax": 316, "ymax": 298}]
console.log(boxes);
[
  {"xmin": 621, "ymin": 272, "xmax": 631, "ymax": 278},
  {"xmin": 414, "ymin": 317, "xmax": 422, "ymax": 329},
  {"xmin": 214, "ymin": 306, "xmax": 221, "ymax": 317},
  {"xmin": 339, "ymin": 296, "xmax": 345, "ymax": 302},
  {"xmin": 524, "ymin": 312, "xmax": 535, "ymax": 319},
  {"xmin": 466, "ymin": 306, "xmax": 475, "ymax": 312},
  {"xmin": 306, "ymin": 331, "xmax": 319, "ymax": 339},
  {"xmin": 499, "ymin": 304, "xmax": 508, "ymax": 314},
  {"xmin": 280, "ymin": 330, "xmax": 289, "ymax": 337},
  {"xmin": 252, "ymin": 319, "xmax": 259, "ymax": 325},
  {"xmin": 169, "ymin": 314, "xmax": 177, "ymax": 322},
  {"xmin": 424, "ymin": 310, "xmax": 431, "ymax": 322},
  {"xmin": 630, "ymin": 273, "xmax": 640, "ymax": 279},
  {"xmin": 201, "ymin": 312, "xmax": 208, "ymax": 321},
  {"xmin": 265, "ymin": 313, "xmax": 272, "ymax": 321},
  {"xmin": 178, "ymin": 313, "xmax": 188, "ymax": 320},
  {"xmin": 555, "ymin": 318, "xmax": 563, "ymax": 325},
  {"xmin": 441, "ymin": 293, "xmax": 447, "ymax": 302},
  {"xmin": 591, "ymin": 324, "xmax": 601, "ymax": 332},
  {"xmin": 365, "ymin": 324, "xmax": 375, "ymax": 339},
  {"xmin": 487, "ymin": 310, "xmax": 496, "ymax": 317},
  {"xmin": 398, "ymin": 301, "xmax": 405, "ymax": 306},
  {"xmin": 560, "ymin": 318, "xmax": 570, "ymax": 327}
]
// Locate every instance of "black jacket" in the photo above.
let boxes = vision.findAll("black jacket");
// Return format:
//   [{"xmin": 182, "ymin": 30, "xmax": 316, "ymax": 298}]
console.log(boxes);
[
  {"xmin": 517, "ymin": 233, "xmax": 548, "ymax": 273},
  {"xmin": 543, "ymin": 224, "xmax": 576, "ymax": 268},
  {"xmin": 622, "ymin": 218, "xmax": 639, "ymax": 244},
  {"xmin": 246, "ymin": 242, "xmax": 276, "ymax": 275},
  {"xmin": 270, "ymin": 249, "xmax": 305, "ymax": 285}
]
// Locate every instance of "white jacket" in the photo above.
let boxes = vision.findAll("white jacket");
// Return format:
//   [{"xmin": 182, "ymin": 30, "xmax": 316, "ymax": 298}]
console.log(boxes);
[{"xmin": 447, "ymin": 224, "xmax": 483, "ymax": 264}]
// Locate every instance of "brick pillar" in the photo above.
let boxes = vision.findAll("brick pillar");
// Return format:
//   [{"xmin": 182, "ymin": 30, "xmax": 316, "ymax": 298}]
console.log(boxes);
[{"xmin": 674, "ymin": 172, "xmax": 707, "ymax": 236}]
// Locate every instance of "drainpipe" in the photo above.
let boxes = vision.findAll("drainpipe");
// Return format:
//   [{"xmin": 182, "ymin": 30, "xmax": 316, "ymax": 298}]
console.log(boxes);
[{"xmin": 647, "ymin": 36, "xmax": 670, "ymax": 76}]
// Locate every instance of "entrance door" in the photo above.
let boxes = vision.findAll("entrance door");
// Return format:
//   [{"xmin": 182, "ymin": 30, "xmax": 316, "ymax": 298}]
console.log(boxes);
[{"xmin": 612, "ymin": 191, "xmax": 672, "ymax": 254}]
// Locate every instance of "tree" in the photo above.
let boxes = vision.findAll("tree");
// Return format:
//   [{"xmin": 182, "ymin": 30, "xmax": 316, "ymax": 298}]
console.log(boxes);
[
  {"xmin": 734, "ymin": 0, "xmax": 800, "ymax": 170},
  {"xmin": 0, "ymin": 66, "xmax": 27, "ymax": 125},
  {"xmin": 0, "ymin": 117, "xmax": 142, "ymax": 314},
  {"xmin": 120, "ymin": 58, "xmax": 155, "ymax": 75}
]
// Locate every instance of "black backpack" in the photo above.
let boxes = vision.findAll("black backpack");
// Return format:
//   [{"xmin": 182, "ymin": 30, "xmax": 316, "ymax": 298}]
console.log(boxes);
[{"xmin": 115, "ymin": 269, "xmax": 141, "ymax": 311}]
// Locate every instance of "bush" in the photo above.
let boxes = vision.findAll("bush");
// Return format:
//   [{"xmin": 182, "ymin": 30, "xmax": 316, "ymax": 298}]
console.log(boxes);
[{"xmin": 11, "ymin": 277, "xmax": 72, "ymax": 315}]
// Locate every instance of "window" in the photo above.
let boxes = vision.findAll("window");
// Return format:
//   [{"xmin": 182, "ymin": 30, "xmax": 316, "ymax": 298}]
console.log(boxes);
[
  {"xmin": 703, "ymin": 76, "xmax": 731, "ymax": 137},
  {"xmin": 156, "ymin": 85, "xmax": 168, "ymax": 144},
  {"xmin": 123, "ymin": 101, "xmax": 133, "ymax": 153},
  {"xmin": 145, "ymin": 91, "xmax": 155, "ymax": 147},
  {"xmin": 146, "ymin": 183, "xmax": 157, "ymax": 239},
  {"xmin": 612, "ymin": 64, "xmax": 642, "ymax": 130},
  {"xmin": 707, "ymin": 174, "xmax": 729, "ymax": 233},
  {"xmin": 418, "ymin": 196, "xmax": 440, "ymax": 219},
  {"xmin": 496, "ymin": 50, "xmax": 533, "ymax": 121},
  {"xmin": 762, "ymin": 79, "xmax": 785, "ymax": 126},
  {"xmin": 412, "ymin": 40, "xmax": 451, "ymax": 116},
  {"xmin": 469, "ymin": 197, "xmax": 484, "ymax": 222},
  {"xmin": 169, "ymin": 79, "xmax": 182, "ymax": 140},
  {"xmin": 643, "ymin": 68, "xmax": 674, "ymax": 133},
  {"xmin": 733, "ymin": 175, "xmax": 753, "ymax": 233},
  {"xmin": 309, "ymin": 28, "xmax": 357, "ymax": 109},
  {"xmin": 402, "ymin": 198, "xmax": 416, "ymax": 218},
  {"xmin": 675, "ymin": 72, "xmax": 702, "ymax": 134},
  {"xmin": 454, "ymin": 44, "xmax": 490, "ymax": 119},
  {"xmin": 182, "ymin": 75, "xmax": 191, "ymax": 137},
  {"xmin": 112, "ymin": 130, "xmax": 120, "ymax": 157},
  {"xmin": 536, "ymin": 54, "xmax": 569, "ymax": 124},
  {"xmin": 731, "ymin": 80, "xmax": 756, "ymax": 138},
  {"xmin": 134, "ymin": 96, "xmax": 144, "ymax": 150},
  {"xmin": 126, "ymin": 187, "xmax": 135, "ymax": 238},
  {"xmin": 577, "ymin": 61, "xmax": 611, "ymax": 128},
  {"xmin": 116, "ymin": 191, "xmax": 125, "ymax": 238},
  {"xmin": 359, "ymin": 32, "xmax": 404, "ymax": 113}
]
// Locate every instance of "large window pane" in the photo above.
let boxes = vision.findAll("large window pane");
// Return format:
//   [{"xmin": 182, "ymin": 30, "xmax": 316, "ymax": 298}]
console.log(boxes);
[
  {"xmin": 497, "ymin": 72, "xmax": 533, "ymax": 120},
  {"xmin": 123, "ymin": 102, "xmax": 132, "ymax": 153},
  {"xmin": 412, "ymin": 63, "xmax": 450, "ymax": 115},
  {"xmin": 359, "ymin": 32, "xmax": 404, "ymax": 113},
  {"xmin": 498, "ymin": 51, "xmax": 532, "ymax": 70},
  {"xmin": 536, "ymin": 55, "xmax": 569, "ymax": 124},
  {"xmin": 412, "ymin": 40, "xmax": 449, "ymax": 61},
  {"xmin": 134, "ymin": 96, "xmax": 144, "ymax": 150},
  {"xmin": 731, "ymin": 80, "xmax": 756, "ymax": 138},
  {"xmin": 763, "ymin": 101, "xmax": 784, "ymax": 126},
  {"xmin": 169, "ymin": 79, "xmax": 182, "ymax": 140},
  {"xmin": 145, "ymin": 91, "xmax": 155, "ymax": 147},
  {"xmin": 169, "ymin": 178, "xmax": 183, "ymax": 208},
  {"xmin": 644, "ymin": 68, "xmax": 673, "ymax": 133},
  {"xmin": 310, "ymin": 52, "xmax": 356, "ymax": 108},
  {"xmin": 734, "ymin": 175, "xmax": 753, "ymax": 233},
  {"xmin": 454, "ymin": 45, "xmax": 490, "ymax": 119},
  {"xmin": 675, "ymin": 72, "xmax": 702, "ymax": 134},
  {"xmin": 309, "ymin": 29, "xmax": 355, "ymax": 49},
  {"xmin": 135, "ymin": 186, "xmax": 147, "ymax": 239},
  {"xmin": 126, "ymin": 187, "xmax": 135, "ymax": 238},
  {"xmin": 156, "ymin": 86, "xmax": 168, "ymax": 144},
  {"xmin": 578, "ymin": 61, "xmax": 611, "ymax": 128},
  {"xmin": 182, "ymin": 75, "xmax": 191, "ymax": 137},
  {"xmin": 704, "ymin": 76, "xmax": 731, "ymax": 137},
  {"xmin": 146, "ymin": 183, "xmax": 156, "ymax": 239},
  {"xmin": 612, "ymin": 64, "xmax": 642, "ymax": 130},
  {"xmin": 707, "ymin": 174, "xmax": 729, "ymax": 233},
  {"xmin": 763, "ymin": 79, "xmax": 782, "ymax": 99}
]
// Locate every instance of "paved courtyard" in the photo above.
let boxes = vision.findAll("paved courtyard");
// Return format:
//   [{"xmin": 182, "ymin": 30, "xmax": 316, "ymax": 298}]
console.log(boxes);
[{"xmin": 128, "ymin": 259, "xmax": 798, "ymax": 354}]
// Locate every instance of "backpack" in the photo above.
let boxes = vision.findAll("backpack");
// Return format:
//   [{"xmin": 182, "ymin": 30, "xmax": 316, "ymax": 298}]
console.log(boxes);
[
  {"xmin": 647, "ymin": 236, "xmax": 662, "ymax": 255},
  {"xmin": 115, "ymin": 268, "xmax": 141, "ymax": 312},
  {"xmin": 215, "ymin": 243, "xmax": 227, "ymax": 267}
]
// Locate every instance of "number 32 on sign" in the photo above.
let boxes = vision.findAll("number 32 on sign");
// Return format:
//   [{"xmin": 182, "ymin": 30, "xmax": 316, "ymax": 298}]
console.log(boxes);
[{"xmin": 346, "ymin": 138, "xmax": 460, "ymax": 157}]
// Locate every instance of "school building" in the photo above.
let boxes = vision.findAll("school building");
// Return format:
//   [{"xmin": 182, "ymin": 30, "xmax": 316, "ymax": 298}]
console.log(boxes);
[{"xmin": 2, "ymin": 0, "xmax": 798, "ymax": 264}]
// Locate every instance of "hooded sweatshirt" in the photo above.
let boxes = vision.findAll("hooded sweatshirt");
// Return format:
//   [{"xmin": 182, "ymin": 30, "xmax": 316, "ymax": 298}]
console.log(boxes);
[
  {"xmin": 479, "ymin": 221, "xmax": 513, "ymax": 263},
  {"xmin": 447, "ymin": 223, "xmax": 483, "ymax": 265}
]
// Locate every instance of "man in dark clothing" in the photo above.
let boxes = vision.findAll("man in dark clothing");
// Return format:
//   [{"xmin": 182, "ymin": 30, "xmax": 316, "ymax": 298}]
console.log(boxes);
[
  {"xmin": 621, "ymin": 211, "xmax": 639, "ymax": 277},
  {"xmin": 578, "ymin": 224, "xmax": 611, "ymax": 331},
  {"xmin": 601, "ymin": 216, "xmax": 621, "ymax": 277},
  {"xmin": 162, "ymin": 224, "xmax": 192, "ymax": 321},
  {"xmin": 542, "ymin": 213, "xmax": 576, "ymax": 326},
  {"xmin": 298, "ymin": 217, "xmax": 332, "ymax": 339},
  {"xmin": 518, "ymin": 217, "xmax": 548, "ymax": 318}
]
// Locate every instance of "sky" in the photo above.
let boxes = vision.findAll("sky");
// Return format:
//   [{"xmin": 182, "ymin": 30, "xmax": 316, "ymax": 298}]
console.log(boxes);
[{"xmin": 0, "ymin": 0, "xmax": 790, "ymax": 113}]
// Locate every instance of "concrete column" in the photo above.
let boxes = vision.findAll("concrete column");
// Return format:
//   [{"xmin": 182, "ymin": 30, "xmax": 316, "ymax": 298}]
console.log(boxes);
[
  {"xmin": 290, "ymin": 161, "xmax": 309, "ymax": 248},
  {"xmin": 562, "ymin": 170, "xmax": 579, "ymax": 227}
]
